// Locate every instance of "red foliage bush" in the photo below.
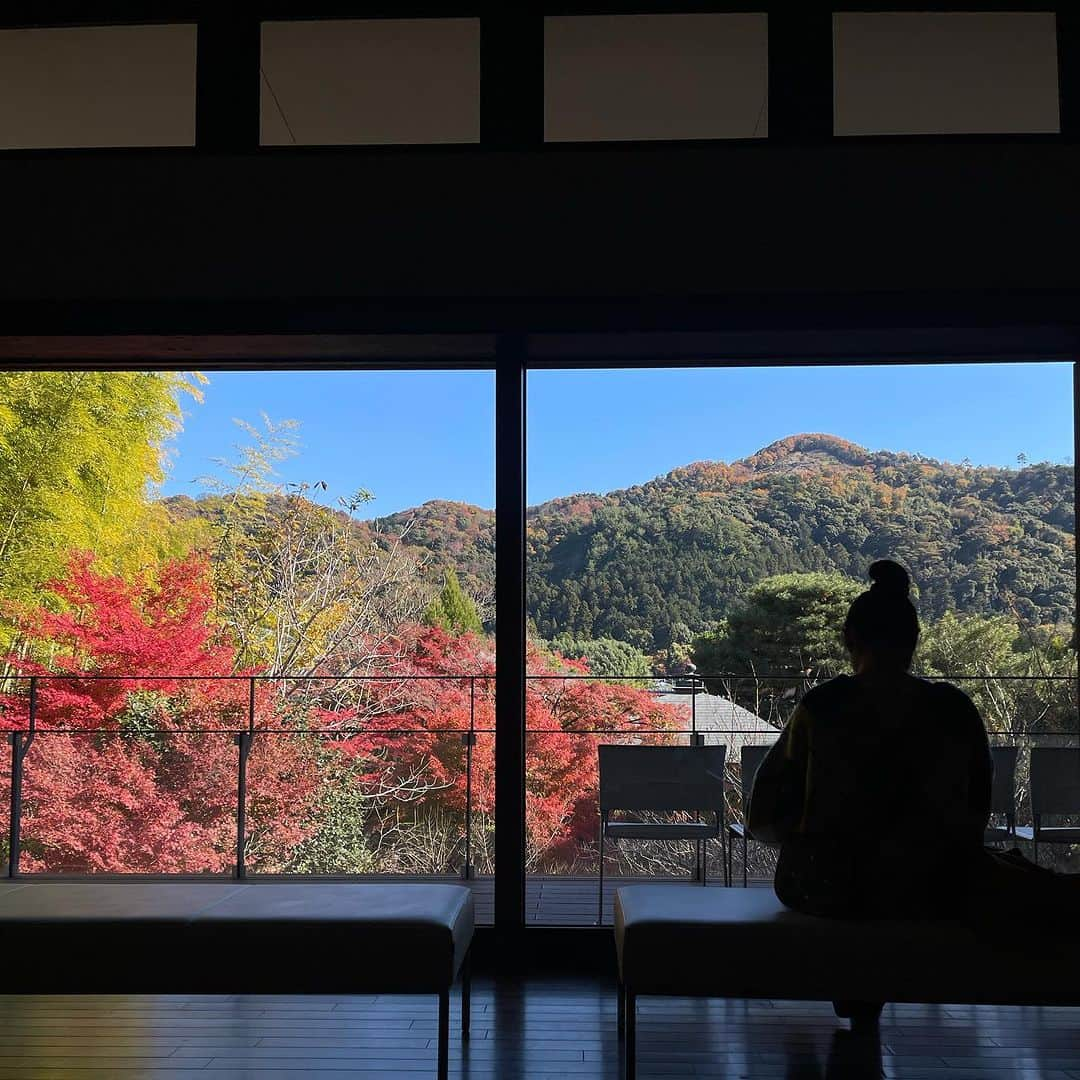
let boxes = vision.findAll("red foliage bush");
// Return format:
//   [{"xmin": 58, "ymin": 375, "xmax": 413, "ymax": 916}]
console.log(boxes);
[{"xmin": 0, "ymin": 554, "xmax": 320, "ymax": 873}]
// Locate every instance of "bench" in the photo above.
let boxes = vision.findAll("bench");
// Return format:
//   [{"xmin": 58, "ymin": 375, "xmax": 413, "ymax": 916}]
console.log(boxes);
[
  {"xmin": 615, "ymin": 884, "xmax": 1079, "ymax": 1080},
  {"xmin": 0, "ymin": 881, "xmax": 473, "ymax": 1080}
]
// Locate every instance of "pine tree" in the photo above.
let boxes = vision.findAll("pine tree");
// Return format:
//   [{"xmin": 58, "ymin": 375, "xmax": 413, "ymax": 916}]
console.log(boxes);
[{"xmin": 424, "ymin": 570, "xmax": 483, "ymax": 635}]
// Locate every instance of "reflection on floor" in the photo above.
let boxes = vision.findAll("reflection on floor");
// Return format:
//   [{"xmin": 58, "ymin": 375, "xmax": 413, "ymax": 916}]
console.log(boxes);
[{"xmin": 0, "ymin": 977, "xmax": 1076, "ymax": 1078}]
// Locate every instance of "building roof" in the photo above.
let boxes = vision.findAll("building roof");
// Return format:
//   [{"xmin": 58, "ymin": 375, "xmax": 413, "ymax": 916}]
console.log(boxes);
[{"xmin": 652, "ymin": 691, "xmax": 779, "ymax": 751}]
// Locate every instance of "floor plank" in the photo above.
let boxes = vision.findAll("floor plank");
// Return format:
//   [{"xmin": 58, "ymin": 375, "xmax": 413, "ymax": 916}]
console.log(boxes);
[{"xmin": 0, "ymin": 978, "xmax": 1076, "ymax": 1077}]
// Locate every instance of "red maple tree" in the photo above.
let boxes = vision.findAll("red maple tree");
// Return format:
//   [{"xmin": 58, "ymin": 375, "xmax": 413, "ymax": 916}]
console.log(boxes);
[
  {"xmin": 0, "ymin": 556, "xmax": 681, "ymax": 876},
  {"xmin": 328, "ymin": 626, "xmax": 680, "ymax": 869},
  {"xmin": 0, "ymin": 554, "xmax": 320, "ymax": 873}
]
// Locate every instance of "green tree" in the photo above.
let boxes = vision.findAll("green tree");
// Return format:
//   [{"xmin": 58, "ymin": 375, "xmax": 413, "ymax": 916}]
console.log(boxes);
[
  {"xmin": 0, "ymin": 371, "xmax": 204, "ymax": 646},
  {"xmin": 693, "ymin": 571, "xmax": 863, "ymax": 679},
  {"xmin": 549, "ymin": 634, "xmax": 653, "ymax": 681},
  {"xmin": 424, "ymin": 569, "xmax": 483, "ymax": 635},
  {"xmin": 200, "ymin": 416, "xmax": 424, "ymax": 674},
  {"xmin": 692, "ymin": 571, "xmax": 863, "ymax": 725},
  {"xmin": 917, "ymin": 610, "xmax": 1076, "ymax": 740}
]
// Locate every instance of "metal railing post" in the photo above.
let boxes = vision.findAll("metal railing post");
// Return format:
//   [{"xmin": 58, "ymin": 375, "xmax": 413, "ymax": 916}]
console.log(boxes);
[
  {"xmin": 8, "ymin": 676, "xmax": 36, "ymax": 879},
  {"xmin": 461, "ymin": 677, "xmax": 476, "ymax": 880},
  {"xmin": 7, "ymin": 732, "xmax": 21, "ymax": 878},
  {"xmin": 234, "ymin": 676, "xmax": 256, "ymax": 880},
  {"xmin": 691, "ymin": 675, "xmax": 703, "ymax": 880}
]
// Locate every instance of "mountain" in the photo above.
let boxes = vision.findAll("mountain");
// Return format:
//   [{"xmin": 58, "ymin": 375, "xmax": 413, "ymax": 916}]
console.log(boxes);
[{"xmin": 165, "ymin": 434, "xmax": 1075, "ymax": 650}]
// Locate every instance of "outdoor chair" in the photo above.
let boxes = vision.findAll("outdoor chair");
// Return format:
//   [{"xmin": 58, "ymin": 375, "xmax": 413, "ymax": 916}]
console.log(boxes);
[
  {"xmin": 1028, "ymin": 747, "xmax": 1080, "ymax": 865},
  {"xmin": 984, "ymin": 745, "xmax": 1021, "ymax": 846},
  {"xmin": 597, "ymin": 744, "xmax": 726, "ymax": 925},
  {"xmin": 726, "ymin": 743, "xmax": 772, "ymax": 887}
]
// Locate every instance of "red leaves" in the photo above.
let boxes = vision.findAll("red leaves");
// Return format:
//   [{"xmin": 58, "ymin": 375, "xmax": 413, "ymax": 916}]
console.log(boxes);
[
  {"xmin": 3, "ymin": 553, "xmax": 318, "ymax": 874},
  {"xmin": 2, "ymin": 553, "xmax": 681, "ymax": 875},
  {"xmin": 336, "ymin": 628, "xmax": 681, "ymax": 867}
]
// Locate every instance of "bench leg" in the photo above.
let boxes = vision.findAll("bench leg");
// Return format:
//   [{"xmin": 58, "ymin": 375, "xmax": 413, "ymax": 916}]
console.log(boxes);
[
  {"xmin": 461, "ymin": 947, "xmax": 471, "ymax": 1041},
  {"xmin": 624, "ymin": 989, "xmax": 637, "ymax": 1080},
  {"xmin": 438, "ymin": 989, "xmax": 450, "ymax": 1080},
  {"xmin": 617, "ymin": 978, "xmax": 625, "ymax": 1036}
]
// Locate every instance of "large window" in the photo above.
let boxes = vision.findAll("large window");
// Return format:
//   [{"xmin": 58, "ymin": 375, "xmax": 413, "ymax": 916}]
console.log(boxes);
[
  {"xmin": 0, "ymin": 358, "xmax": 1075, "ymax": 926},
  {"xmin": 526, "ymin": 362, "xmax": 1076, "ymax": 922},
  {"xmin": 0, "ymin": 370, "xmax": 495, "ymax": 918}
]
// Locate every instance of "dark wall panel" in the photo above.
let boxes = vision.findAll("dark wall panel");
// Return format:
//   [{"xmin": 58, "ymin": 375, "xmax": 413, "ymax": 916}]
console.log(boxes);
[{"xmin": 2, "ymin": 144, "xmax": 1078, "ymax": 306}]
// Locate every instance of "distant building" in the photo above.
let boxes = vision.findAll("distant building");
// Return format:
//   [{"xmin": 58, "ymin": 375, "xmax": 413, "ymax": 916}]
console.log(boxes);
[{"xmin": 652, "ymin": 690, "xmax": 778, "ymax": 754}]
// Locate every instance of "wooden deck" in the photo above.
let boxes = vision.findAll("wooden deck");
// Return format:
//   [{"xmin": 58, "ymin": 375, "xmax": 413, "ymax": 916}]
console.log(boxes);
[{"xmin": 312, "ymin": 874, "xmax": 772, "ymax": 926}]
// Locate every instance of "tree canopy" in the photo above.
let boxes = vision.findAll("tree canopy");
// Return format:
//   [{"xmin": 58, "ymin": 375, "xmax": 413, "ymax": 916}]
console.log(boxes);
[{"xmin": 0, "ymin": 371, "xmax": 205, "ymax": 647}]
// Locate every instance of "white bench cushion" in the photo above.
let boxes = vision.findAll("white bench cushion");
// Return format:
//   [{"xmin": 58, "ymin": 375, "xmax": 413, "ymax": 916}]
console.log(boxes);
[
  {"xmin": 0, "ymin": 881, "xmax": 473, "ymax": 994},
  {"xmin": 615, "ymin": 884, "xmax": 1078, "ymax": 1005}
]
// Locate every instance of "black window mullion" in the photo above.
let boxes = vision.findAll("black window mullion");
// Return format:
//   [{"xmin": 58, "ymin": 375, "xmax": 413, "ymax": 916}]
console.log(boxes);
[
  {"xmin": 1073, "ymin": 362, "xmax": 1080, "ymax": 747},
  {"xmin": 494, "ymin": 336, "xmax": 527, "ymax": 937}
]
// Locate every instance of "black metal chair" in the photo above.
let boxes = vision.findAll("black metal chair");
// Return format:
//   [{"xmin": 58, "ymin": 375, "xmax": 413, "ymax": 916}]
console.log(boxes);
[
  {"xmin": 597, "ymin": 744, "xmax": 726, "ymax": 925},
  {"xmin": 725, "ymin": 743, "xmax": 771, "ymax": 887},
  {"xmin": 1028, "ymin": 747, "xmax": 1080, "ymax": 865},
  {"xmin": 984, "ymin": 745, "xmax": 1021, "ymax": 846}
]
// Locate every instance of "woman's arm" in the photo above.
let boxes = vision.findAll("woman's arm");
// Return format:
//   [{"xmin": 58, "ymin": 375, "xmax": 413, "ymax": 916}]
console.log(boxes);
[{"xmin": 747, "ymin": 702, "xmax": 811, "ymax": 844}]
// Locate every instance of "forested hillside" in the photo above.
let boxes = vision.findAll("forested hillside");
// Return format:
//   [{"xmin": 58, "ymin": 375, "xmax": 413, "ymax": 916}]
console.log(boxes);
[
  {"xmin": 166, "ymin": 433, "xmax": 1074, "ymax": 651},
  {"xmin": 527, "ymin": 434, "xmax": 1074, "ymax": 649}
]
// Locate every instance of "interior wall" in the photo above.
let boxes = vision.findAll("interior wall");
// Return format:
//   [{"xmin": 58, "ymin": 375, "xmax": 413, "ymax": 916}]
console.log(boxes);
[{"xmin": 2, "ymin": 143, "xmax": 1078, "ymax": 311}]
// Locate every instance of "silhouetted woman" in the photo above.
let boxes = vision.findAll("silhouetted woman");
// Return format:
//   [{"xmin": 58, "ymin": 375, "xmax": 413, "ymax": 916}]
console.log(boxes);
[{"xmin": 748, "ymin": 559, "xmax": 1077, "ymax": 932}]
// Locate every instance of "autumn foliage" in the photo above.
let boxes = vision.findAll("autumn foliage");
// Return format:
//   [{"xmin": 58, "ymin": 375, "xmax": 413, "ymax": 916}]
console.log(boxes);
[
  {"xmin": 0, "ymin": 555, "xmax": 680, "ymax": 875},
  {"xmin": 0, "ymin": 554, "xmax": 320, "ymax": 873}
]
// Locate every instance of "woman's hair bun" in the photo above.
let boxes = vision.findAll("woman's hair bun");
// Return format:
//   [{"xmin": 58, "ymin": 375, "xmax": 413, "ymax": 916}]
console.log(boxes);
[{"xmin": 867, "ymin": 559, "xmax": 910, "ymax": 598}]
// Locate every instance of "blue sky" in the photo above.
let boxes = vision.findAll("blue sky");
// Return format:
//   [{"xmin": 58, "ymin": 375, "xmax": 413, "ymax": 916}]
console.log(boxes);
[{"xmin": 160, "ymin": 363, "xmax": 1074, "ymax": 515}]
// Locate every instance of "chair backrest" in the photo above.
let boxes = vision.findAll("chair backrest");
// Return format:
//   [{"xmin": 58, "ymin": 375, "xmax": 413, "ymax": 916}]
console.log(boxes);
[
  {"xmin": 598, "ymin": 745, "xmax": 726, "ymax": 813},
  {"xmin": 739, "ymin": 744, "xmax": 772, "ymax": 813},
  {"xmin": 989, "ymin": 745, "xmax": 1019, "ymax": 817},
  {"xmin": 1029, "ymin": 748, "xmax": 1080, "ymax": 817}
]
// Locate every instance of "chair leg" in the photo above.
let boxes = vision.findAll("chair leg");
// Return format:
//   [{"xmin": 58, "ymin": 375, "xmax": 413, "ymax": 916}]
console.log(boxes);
[
  {"xmin": 743, "ymin": 834, "xmax": 749, "ymax": 888},
  {"xmin": 624, "ymin": 990, "xmax": 637, "ymax": 1080},
  {"xmin": 617, "ymin": 979, "xmax": 625, "ymax": 1036},
  {"xmin": 460, "ymin": 947, "xmax": 471, "ymax": 1041},
  {"xmin": 437, "ymin": 989, "xmax": 450, "ymax": 1080}
]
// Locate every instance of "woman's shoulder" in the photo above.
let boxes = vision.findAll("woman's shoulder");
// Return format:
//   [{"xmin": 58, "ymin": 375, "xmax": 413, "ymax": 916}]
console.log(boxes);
[
  {"xmin": 919, "ymin": 677, "xmax": 982, "ymax": 721},
  {"xmin": 912, "ymin": 675, "xmax": 977, "ymax": 706},
  {"xmin": 800, "ymin": 675, "xmax": 856, "ymax": 712},
  {"xmin": 802, "ymin": 674, "xmax": 980, "ymax": 720}
]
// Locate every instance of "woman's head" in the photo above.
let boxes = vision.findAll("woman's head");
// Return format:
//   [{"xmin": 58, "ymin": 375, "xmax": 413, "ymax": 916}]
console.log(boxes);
[{"xmin": 843, "ymin": 560, "xmax": 919, "ymax": 671}]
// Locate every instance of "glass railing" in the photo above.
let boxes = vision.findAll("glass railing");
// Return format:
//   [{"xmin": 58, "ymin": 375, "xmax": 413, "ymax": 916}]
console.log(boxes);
[
  {"xmin": 0, "ymin": 670, "xmax": 1075, "ymax": 925},
  {"xmin": 524, "ymin": 672, "xmax": 1080, "ymax": 911},
  {"xmin": 0, "ymin": 674, "xmax": 495, "ymax": 881}
]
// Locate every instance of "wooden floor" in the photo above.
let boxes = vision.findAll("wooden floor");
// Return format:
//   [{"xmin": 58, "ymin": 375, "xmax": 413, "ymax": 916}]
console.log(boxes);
[{"xmin": 0, "ymin": 977, "xmax": 1077, "ymax": 1078}]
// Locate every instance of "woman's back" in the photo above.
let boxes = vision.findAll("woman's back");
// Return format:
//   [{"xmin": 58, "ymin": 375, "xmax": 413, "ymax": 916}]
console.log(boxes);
[{"xmin": 750, "ymin": 673, "xmax": 992, "ymax": 919}]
